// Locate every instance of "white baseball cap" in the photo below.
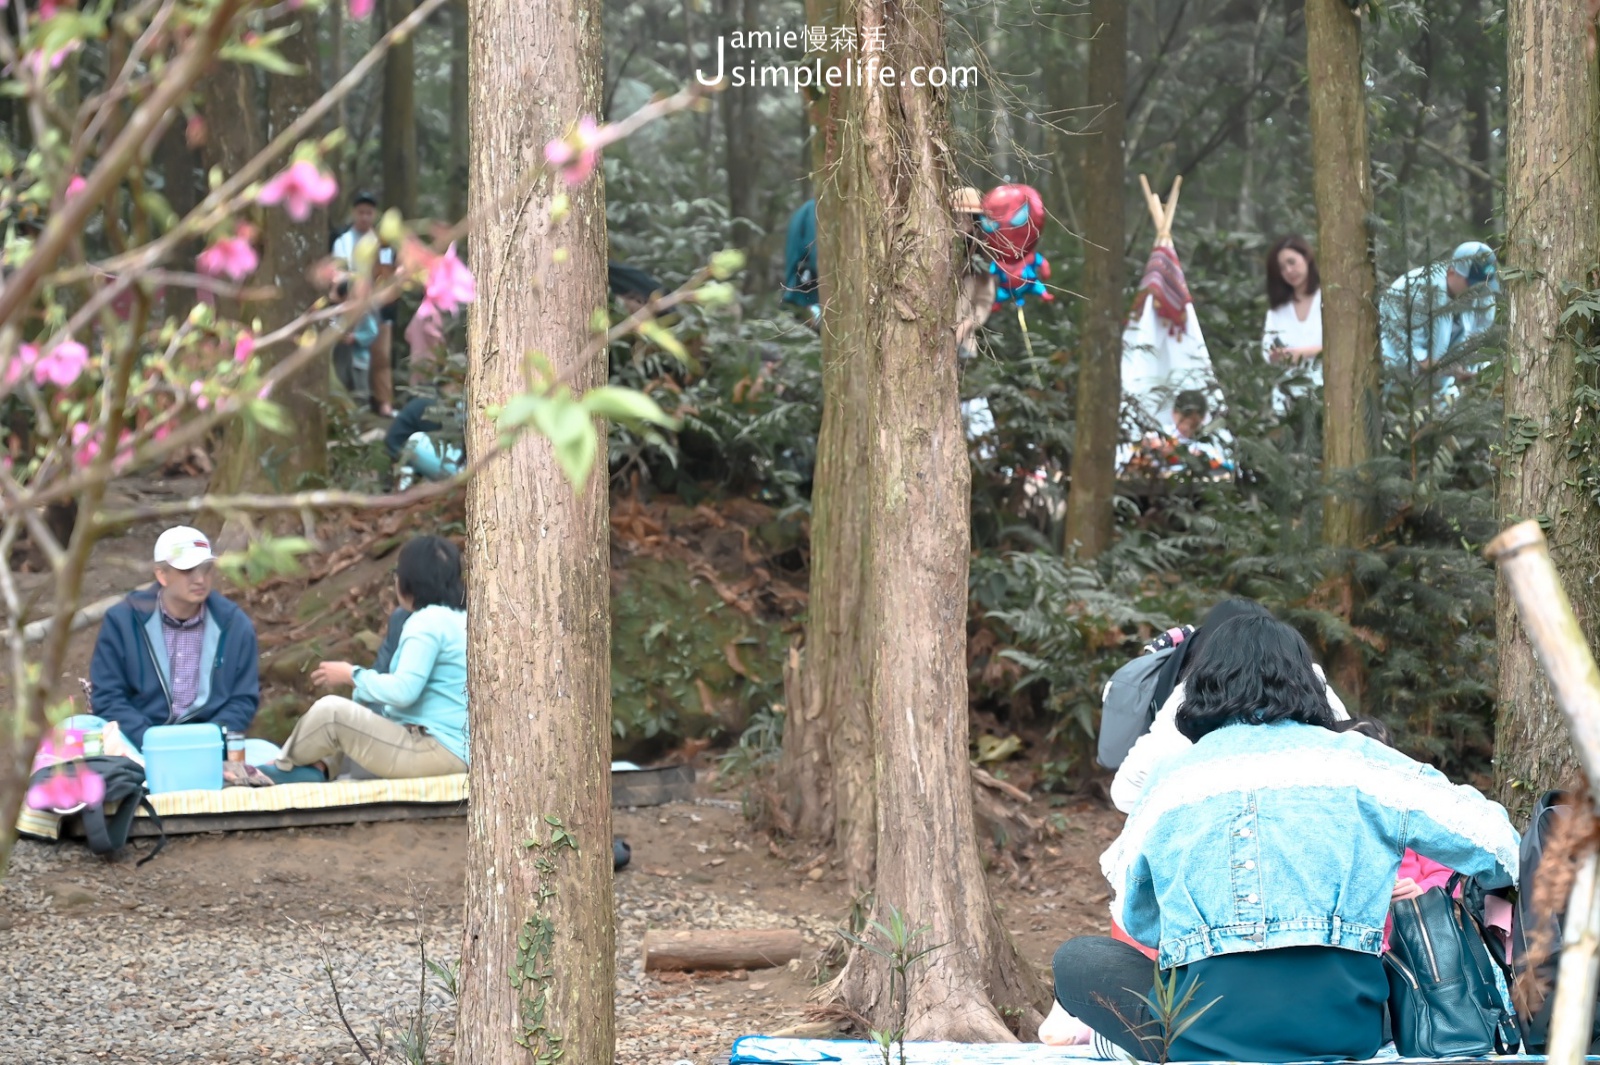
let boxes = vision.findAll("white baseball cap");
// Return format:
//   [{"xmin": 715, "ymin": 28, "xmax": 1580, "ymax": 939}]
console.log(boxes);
[{"xmin": 153, "ymin": 526, "xmax": 215, "ymax": 571}]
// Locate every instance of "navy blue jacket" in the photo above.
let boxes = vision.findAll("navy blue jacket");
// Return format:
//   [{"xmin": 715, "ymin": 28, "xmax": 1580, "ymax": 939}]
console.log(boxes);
[{"xmin": 89, "ymin": 586, "xmax": 260, "ymax": 750}]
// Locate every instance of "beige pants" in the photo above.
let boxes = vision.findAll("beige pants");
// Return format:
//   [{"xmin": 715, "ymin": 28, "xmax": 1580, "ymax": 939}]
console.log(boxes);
[{"xmin": 276, "ymin": 695, "xmax": 466, "ymax": 780}]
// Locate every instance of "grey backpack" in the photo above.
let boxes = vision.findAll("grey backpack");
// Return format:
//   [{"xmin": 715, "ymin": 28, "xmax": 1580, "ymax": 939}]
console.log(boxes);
[{"xmin": 1096, "ymin": 647, "xmax": 1177, "ymax": 769}]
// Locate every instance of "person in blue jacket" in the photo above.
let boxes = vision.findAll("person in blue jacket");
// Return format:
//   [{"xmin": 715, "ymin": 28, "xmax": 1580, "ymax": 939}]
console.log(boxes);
[
  {"xmin": 1380, "ymin": 241, "xmax": 1500, "ymax": 393},
  {"xmin": 89, "ymin": 526, "xmax": 260, "ymax": 750},
  {"xmin": 782, "ymin": 198, "xmax": 820, "ymax": 328}
]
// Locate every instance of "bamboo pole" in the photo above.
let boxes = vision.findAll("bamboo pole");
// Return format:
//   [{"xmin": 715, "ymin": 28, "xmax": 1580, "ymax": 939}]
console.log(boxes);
[
  {"xmin": 1551, "ymin": 851, "xmax": 1600, "ymax": 1065},
  {"xmin": 1485, "ymin": 520, "xmax": 1600, "ymax": 1065}
]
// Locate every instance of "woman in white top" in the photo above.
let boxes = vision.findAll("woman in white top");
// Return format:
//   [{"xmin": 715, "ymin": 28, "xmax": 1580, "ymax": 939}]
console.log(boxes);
[{"xmin": 1261, "ymin": 236, "xmax": 1323, "ymax": 405}]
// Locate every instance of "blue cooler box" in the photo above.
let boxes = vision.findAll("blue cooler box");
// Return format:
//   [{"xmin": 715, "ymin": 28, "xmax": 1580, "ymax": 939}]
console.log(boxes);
[{"xmin": 143, "ymin": 724, "xmax": 224, "ymax": 793}]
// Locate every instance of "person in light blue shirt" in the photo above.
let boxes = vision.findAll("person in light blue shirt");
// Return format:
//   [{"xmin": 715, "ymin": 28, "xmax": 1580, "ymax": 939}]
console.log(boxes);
[
  {"xmin": 264, "ymin": 536, "xmax": 468, "ymax": 783},
  {"xmin": 1380, "ymin": 241, "xmax": 1500, "ymax": 392}
]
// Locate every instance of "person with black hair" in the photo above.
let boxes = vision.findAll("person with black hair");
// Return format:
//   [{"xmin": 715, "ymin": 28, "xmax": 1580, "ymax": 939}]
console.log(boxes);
[
  {"xmin": 1053, "ymin": 616, "xmax": 1518, "ymax": 1062},
  {"xmin": 263, "ymin": 536, "xmax": 468, "ymax": 783},
  {"xmin": 331, "ymin": 192, "xmax": 398, "ymax": 416},
  {"xmin": 1109, "ymin": 598, "xmax": 1347, "ymax": 813}
]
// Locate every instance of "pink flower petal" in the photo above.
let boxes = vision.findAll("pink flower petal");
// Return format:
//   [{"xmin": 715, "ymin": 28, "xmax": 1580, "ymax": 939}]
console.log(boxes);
[
  {"xmin": 64, "ymin": 175, "xmax": 86, "ymax": 199},
  {"xmin": 233, "ymin": 331, "xmax": 255, "ymax": 365},
  {"xmin": 77, "ymin": 767, "xmax": 104, "ymax": 806},
  {"xmin": 349, "ymin": 0, "xmax": 373, "ymax": 18},
  {"xmin": 33, "ymin": 339, "xmax": 88, "ymax": 388}
]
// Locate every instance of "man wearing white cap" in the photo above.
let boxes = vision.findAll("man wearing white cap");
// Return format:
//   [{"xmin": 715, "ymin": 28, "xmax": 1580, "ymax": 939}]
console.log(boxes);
[{"xmin": 88, "ymin": 526, "xmax": 260, "ymax": 750}]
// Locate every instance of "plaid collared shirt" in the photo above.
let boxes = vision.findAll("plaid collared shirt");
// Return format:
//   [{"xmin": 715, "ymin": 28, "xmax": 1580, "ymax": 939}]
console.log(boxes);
[{"xmin": 160, "ymin": 600, "xmax": 206, "ymax": 719}]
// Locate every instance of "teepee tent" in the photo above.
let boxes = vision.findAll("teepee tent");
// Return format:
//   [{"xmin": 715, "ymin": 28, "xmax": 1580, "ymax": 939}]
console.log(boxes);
[{"xmin": 1121, "ymin": 176, "xmax": 1214, "ymax": 433}]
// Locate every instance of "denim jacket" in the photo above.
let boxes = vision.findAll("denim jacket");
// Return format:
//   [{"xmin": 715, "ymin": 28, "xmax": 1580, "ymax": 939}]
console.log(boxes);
[{"xmin": 1102, "ymin": 721, "xmax": 1519, "ymax": 969}]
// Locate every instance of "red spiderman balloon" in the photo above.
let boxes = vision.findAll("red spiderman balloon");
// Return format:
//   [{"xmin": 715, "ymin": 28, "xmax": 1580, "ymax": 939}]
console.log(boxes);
[{"xmin": 979, "ymin": 184, "xmax": 1052, "ymax": 308}]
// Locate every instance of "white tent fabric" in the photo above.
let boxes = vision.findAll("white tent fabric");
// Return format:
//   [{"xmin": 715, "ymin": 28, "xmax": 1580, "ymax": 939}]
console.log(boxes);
[{"xmin": 1121, "ymin": 292, "xmax": 1211, "ymax": 434}]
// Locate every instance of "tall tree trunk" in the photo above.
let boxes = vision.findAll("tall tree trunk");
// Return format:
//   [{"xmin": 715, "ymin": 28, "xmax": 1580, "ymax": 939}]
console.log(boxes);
[
  {"xmin": 330, "ymin": 0, "xmax": 348, "ymax": 218},
  {"xmin": 158, "ymin": 119, "xmax": 200, "ymax": 322},
  {"xmin": 985, "ymin": 1, "xmax": 1012, "ymax": 180},
  {"xmin": 1062, "ymin": 0, "xmax": 1126, "ymax": 559},
  {"xmin": 1307, "ymin": 0, "xmax": 1381, "ymax": 704},
  {"xmin": 1307, "ymin": 0, "xmax": 1380, "ymax": 548},
  {"xmin": 1493, "ymin": 0, "xmax": 1600, "ymax": 818},
  {"xmin": 381, "ymin": 0, "xmax": 418, "ymax": 217},
  {"xmin": 1464, "ymin": 0, "xmax": 1496, "ymax": 233},
  {"xmin": 773, "ymin": 0, "xmax": 877, "ymax": 892},
  {"xmin": 207, "ymin": 20, "xmax": 329, "ymax": 525},
  {"xmin": 456, "ymin": 0, "xmax": 614, "ymax": 1061},
  {"xmin": 447, "ymin": 0, "xmax": 469, "ymax": 223},
  {"xmin": 827, "ymin": 0, "xmax": 1045, "ymax": 1039},
  {"xmin": 720, "ymin": 0, "xmax": 755, "ymax": 257}
]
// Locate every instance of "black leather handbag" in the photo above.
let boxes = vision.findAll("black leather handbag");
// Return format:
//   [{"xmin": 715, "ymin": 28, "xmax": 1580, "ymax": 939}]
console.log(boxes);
[{"xmin": 1385, "ymin": 873, "xmax": 1519, "ymax": 1056}]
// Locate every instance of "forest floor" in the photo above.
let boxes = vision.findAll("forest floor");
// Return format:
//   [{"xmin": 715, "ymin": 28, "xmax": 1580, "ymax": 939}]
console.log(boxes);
[
  {"xmin": 1, "ymin": 782, "xmax": 1123, "ymax": 1063},
  {"xmin": 2, "ymin": 469, "xmax": 1126, "ymax": 1062}
]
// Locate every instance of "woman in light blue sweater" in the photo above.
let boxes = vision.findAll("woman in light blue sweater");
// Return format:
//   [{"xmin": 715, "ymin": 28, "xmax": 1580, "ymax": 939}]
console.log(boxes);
[{"xmin": 264, "ymin": 536, "xmax": 468, "ymax": 783}]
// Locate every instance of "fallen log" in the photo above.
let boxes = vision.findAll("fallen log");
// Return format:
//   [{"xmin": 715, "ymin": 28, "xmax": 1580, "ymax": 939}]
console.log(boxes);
[{"xmin": 642, "ymin": 929, "xmax": 803, "ymax": 972}]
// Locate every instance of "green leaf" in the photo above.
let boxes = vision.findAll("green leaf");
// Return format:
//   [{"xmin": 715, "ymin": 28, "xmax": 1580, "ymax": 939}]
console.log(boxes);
[
  {"xmin": 581, "ymin": 386, "xmax": 676, "ymax": 428},
  {"xmin": 709, "ymin": 248, "xmax": 746, "ymax": 280},
  {"xmin": 637, "ymin": 320, "xmax": 688, "ymax": 362},
  {"xmin": 245, "ymin": 399, "xmax": 291, "ymax": 435},
  {"xmin": 218, "ymin": 41, "xmax": 303, "ymax": 77}
]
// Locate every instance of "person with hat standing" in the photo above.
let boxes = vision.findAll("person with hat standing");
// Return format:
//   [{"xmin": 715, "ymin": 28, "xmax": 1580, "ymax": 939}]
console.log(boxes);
[
  {"xmin": 88, "ymin": 527, "xmax": 260, "ymax": 750},
  {"xmin": 332, "ymin": 192, "xmax": 398, "ymax": 416}
]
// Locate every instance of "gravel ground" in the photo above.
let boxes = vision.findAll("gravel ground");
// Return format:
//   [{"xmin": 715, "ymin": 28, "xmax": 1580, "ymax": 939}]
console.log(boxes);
[{"xmin": 0, "ymin": 803, "xmax": 845, "ymax": 1065}]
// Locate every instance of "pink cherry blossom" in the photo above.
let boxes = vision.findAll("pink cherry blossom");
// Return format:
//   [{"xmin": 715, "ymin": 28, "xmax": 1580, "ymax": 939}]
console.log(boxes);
[
  {"xmin": 256, "ymin": 159, "xmax": 338, "ymax": 222},
  {"xmin": 24, "ymin": 39, "xmax": 79, "ymax": 77},
  {"xmin": 198, "ymin": 226, "xmax": 259, "ymax": 282},
  {"xmin": 422, "ymin": 243, "xmax": 475, "ymax": 317},
  {"xmin": 33, "ymin": 338, "xmax": 88, "ymax": 388},
  {"xmin": 189, "ymin": 379, "xmax": 211, "ymax": 411},
  {"xmin": 64, "ymin": 174, "xmax": 86, "ymax": 200},
  {"xmin": 348, "ymin": 0, "xmax": 374, "ymax": 18},
  {"xmin": 233, "ymin": 331, "xmax": 255, "ymax": 365},
  {"xmin": 39, "ymin": 0, "xmax": 61, "ymax": 18},
  {"xmin": 544, "ymin": 117, "xmax": 601, "ymax": 185},
  {"xmin": 26, "ymin": 765, "xmax": 104, "ymax": 811},
  {"xmin": 4, "ymin": 343, "xmax": 37, "ymax": 387},
  {"xmin": 153, "ymin": 422, "xmax": 171, "ymax": 443},
  {"xmin": 70, "ymin": 421, "xmax": 100, "ymax": 467}
]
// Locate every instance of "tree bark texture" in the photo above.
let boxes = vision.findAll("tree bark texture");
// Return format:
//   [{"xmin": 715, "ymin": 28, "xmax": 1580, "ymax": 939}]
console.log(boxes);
[
  {"xmin": 720, "ymin": 0, "xmax": 760, "ymax": 259},
  {"xmin": 1062, "ymin": 0, "xmax": 1126, "ymax": 559},
  {"xmin": 207, "ymin": 18, "xmax": 328, "ymax": 518},
  {"xmin": 1494, "ymin": 0, "xmax": 1600, "ymax": 817},
  {"xmin": 456, "ymin": 0, "xmax": 615, "ymax": 1060},
  {"xmin": 1306, "ymin": 0, "xmax": 1380, "ymax": 552},
  {"xmin": 381, "ymin": 0, "xmax": 418, "ymax": 217},
  {"xmin": 774, "ymin": 0, "xmax": 877, "ymax": 895},
  {"xmin": 827, "ymin": 0, "xmax": 1046, "ymax": 1039}
]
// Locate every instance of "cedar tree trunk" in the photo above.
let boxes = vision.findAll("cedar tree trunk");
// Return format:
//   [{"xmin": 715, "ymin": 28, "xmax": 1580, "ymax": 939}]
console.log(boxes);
[
  {"xmin": 1493, "ymin": 0, "xmax": 1600, "ymax": 817},
  {"xmin": 456, "ymin": 0, "xmax": 615, "ymax": 1059},
  {"xmin": 1062, "ymin": 0, "xmax": 1126, "ymax": 559}
]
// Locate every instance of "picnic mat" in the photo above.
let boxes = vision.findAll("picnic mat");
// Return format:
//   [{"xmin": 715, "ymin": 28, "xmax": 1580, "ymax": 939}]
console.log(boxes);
[
  {"xmin": 16, "ymin": 773, "xmax": 470, "ymax": 841},
  {"xmin": 726, "ymin": 1038, "xmax": 1592, "ymax": 1065}
]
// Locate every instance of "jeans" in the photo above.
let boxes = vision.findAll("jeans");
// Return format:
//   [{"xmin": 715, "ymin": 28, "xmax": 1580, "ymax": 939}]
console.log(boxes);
[
  {"xmin": 1052, "ymin": 936, "xmax": 1165, "ymax": 1060},
  {"xmin": 276, "ymin": 695, "xmax": 466, "ymax": 780},
  {"xmin": 333, "ymin": 343, "xmax": 371, "ymax": 407}
]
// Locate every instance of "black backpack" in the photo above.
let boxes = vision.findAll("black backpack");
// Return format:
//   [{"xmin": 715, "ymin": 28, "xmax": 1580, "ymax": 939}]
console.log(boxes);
[
  {"xmin": 29, "ymin": 756, "xmax": 165, "ymax": 866},
  {"xmin": 1513, "ymin": 790, "xmax": 1600, "ymax": 1053}
]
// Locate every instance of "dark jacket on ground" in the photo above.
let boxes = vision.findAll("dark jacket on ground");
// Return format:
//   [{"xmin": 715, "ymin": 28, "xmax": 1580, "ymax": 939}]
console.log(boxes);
[{"xmin": 89, "ymin": 586, "xmax": 260, "ymax": 750}]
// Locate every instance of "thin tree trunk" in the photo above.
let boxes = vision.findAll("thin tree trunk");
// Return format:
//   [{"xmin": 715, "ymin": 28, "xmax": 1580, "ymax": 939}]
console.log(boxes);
[
  {"xmin": 1306, "ymin": 0, "xmax": 1381, "ymax": 705},
  {"xmin": 773, "ymin": 0, "xmax": 877, "ymax": 891},
  {"xmin": 207, "ymin": 20, "xmax": 329, "ymax": 529},
  {"xmin": 447, "ymin": 0, "xmax": 468, "ymax": 223},
  {"xmin": 1307, "ymin": 0, "xmax": 1380, "ymax": 551},
  {"xmin": 1493, "ymin": 0, "xmax": 1600, "ymax": 819},
  {"xmin": 719, "ymin": 0, "xmax": 759, "ymax": 266},
  {"xmin": 827, "ymin": 0, "xmax": 1046, "ymax": 1039},
  {"xmin": 1464, "ymin": 0, "xmax": 1496, "ymax": 233},
  {"xmin": 1062, "ymin": 0, "xmax": 1126, "ymax": 559},
  {"xmin": 457, "ymin": 0, "xmax": 613, "ymax": 1061},
  {"xmin": 157, "ymin": 119, "xmax": 199, "ymax": 322},
  {"xmin": 986, "ymin": 1, "xmax": 1012, "ymax": 179},
  {"xmin": 381, "ymin": 0, "xmax": 418, "ymax": 217},
  {"xmin": 330, "ymin": 0, "xmax": 348, "ymax": 218}
]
